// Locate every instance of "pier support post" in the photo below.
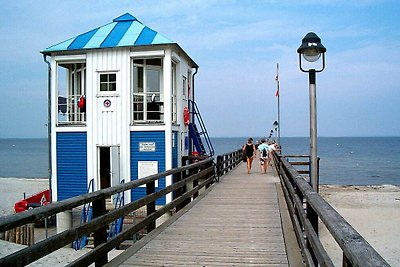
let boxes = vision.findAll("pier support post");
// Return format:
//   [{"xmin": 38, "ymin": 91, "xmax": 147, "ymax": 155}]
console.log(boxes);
[
  {"xmin": 56, "ymin": 210, "xmax": 73, "ymax": 247},
  {"xmin": 146, "ymin": 180, "xmax": 156, "ymax": 232},
  {"xmin": 92, "ymin": 199, "xmax": 108, "ymax": 266}
]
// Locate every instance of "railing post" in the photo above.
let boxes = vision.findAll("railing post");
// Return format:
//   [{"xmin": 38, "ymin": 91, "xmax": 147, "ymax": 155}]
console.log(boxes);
[
  {"xmin": 343, "ymin": 253, "xmax": 353, "ymax": 267},
  {"xmin": 92, "ymin": 198, "xmax": 108, "ymax": 266},
  {"xmin": 193, "ymin": 165, "xmax": 199, "ymax": 199},
  {"xmin": 146, "ymin": 180, "xmax": 156, "ymax": 232},
  {"xmin": 224, "ymin": 154, "xmax": 227, "ymax": 175},
  {"xmin": 307, "ymin": 203, "xmax": 318, "ymax": 265},
  {"xmin": 174, "ymin": 171, "xmax": 184, "ymax": 212},
  {"xmin": 216, "ymin": 155, "xmax": 222, "ymax": 182},
  {"xmin": 207, "ymin": 160, "xmax": 214, "ymax": 187}
]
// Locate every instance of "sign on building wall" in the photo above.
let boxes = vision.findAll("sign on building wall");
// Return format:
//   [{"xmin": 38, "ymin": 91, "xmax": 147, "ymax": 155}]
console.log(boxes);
[
  {"xmin": 139, "ymin": 142, "xmax": 156, "ymax": 152},
  {"xmin": 138, "ymin": 161, "xmax": 158, "ymax": 187}
]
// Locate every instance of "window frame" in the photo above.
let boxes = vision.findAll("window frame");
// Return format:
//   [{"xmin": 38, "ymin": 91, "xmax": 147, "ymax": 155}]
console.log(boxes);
[
  {"xmin": 131, "ymin": 58, "xmax": 164, "ymax": 124},
  {"xmin": 99, "ymin": 73, "xmax": 117, "ymax": 92},
  {"xmin": 56, "ymin": 60, "xmax": 87, "ymax": 126}
]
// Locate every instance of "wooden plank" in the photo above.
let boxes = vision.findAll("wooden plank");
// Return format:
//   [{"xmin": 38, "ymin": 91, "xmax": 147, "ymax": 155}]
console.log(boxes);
[{"xmin": 117, "ymin": 163, "xmax": 289, "ymax": 266}]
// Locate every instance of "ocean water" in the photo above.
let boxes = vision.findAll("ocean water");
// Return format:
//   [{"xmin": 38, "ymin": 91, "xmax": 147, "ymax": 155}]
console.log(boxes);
[
  {"xmin": 0, "ymin": 139, "xmax": 48, "ymax": 178},
  {"xmin": 210, "ymin": 137, "xmax": 400, "ymax": 185},
  {"xmin": 0, "ymin": 137, "xmax": 399, "ymax": 185}
]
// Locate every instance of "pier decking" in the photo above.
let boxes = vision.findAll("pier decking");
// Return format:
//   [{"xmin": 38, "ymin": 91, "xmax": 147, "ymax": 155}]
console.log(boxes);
[
  {"xmin": 109, "ymin": 163, "xmax": 291, "ymax": 266},
  {"xmin": 1, "ymin": 152, "xmax": 391, "ymax": 266}
]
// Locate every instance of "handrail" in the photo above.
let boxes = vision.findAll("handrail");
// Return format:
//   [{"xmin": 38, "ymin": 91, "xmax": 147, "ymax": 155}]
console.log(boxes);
[
  {"xmin": 0, "ymin": 158, "xmax": 214, "ymax": 266},
  {"xmin": 216, "ymin": 149, "xmax": 242, "ymax": 181},
  {"xmin": 272, "ymin": 151, "xmax": 390, "ymax": 267},
  {"xmin": 0, "ymin": 150, "xmax": 242, "ymax": 267},
  {"xmin": 189, "ymin": 99, "xmax": 215, "ymax": 156}
]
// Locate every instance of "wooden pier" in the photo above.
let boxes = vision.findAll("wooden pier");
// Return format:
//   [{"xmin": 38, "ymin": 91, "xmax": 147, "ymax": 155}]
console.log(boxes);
[
  {"xmin": 108, "ymin": 162, "xmax": 295, "ymax": 266},
  {"xmin": 0, "ymin": 150, "xmax": 390, "ymax": 266}
]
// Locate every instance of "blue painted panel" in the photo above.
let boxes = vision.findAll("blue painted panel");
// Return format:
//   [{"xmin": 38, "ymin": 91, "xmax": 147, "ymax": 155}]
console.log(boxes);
[
  {"xmin": 56, "ymin": 132, "xmax": 87, "ymax": 201},
  {"xmin": 42, "ymin": 13, "xmax": 174, "ymax": 53},
  {"xmin": 84, "ymin": 22, "xmax": 116, "ymax": 49},
  {"xmin": 172, "ymin": 131, "xmax": 178, "ymax": 168},
  {"xmin": 101, "ymin": 21, "xmax": 133, "ymax": 48},
  {"xmin": 68, "ymin": 28, "xmax": 99, "ymax": 50},
  {"xmin": 152, "ymin": 33, "xmax": 173, "ymax": 44},
  {"xmin": 130, "ymin": 131, "xmax": 165, "ymax": 205},
  {"xmin": 113, "ymin": 13, "xmax": 137, "ymax": 22},
  {"xmin": 45, "ymin": 37, "xmax": 75, "ymax": 52},
  {"xmin": 117, "ymin": 21, "xmax": 145, "ymax": 47},
  {"xmin": 135, "ymin": 27, "xmax": 157, "ymax": 45}
]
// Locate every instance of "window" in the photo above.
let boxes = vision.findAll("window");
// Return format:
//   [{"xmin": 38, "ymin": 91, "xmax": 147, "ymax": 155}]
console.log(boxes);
[
  {"xmin": 100, "ymin": 73, "xmax": 116, "ymax": 92},
  {"xmin": 171, "ymin": 62, "xmax": 177, "ymax": 123},
  {"xmin": 182, "ymin": 76, "xmax": 187, "ymax": 98},
  {"xmin": 132, "ymin": 58, "xmax": 163, "ymax": 123},
  {"xmin": 187, "ymin": 70, "xmax": 192, "ymax": 99},
  {"xmin": 57, "ymin": 62, "xmax": 86, "ymax": 125}
]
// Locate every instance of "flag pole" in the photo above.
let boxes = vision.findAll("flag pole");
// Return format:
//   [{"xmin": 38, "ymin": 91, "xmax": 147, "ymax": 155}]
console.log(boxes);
[{"xmin": 275, "ymin": 63, "xmax": 281, "ymax": 152}]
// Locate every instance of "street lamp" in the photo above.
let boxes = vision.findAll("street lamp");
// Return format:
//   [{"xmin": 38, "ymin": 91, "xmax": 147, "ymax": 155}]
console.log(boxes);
[{"xmin": 297, "ymin": 32, "xmax": 326, "ymax": 193}]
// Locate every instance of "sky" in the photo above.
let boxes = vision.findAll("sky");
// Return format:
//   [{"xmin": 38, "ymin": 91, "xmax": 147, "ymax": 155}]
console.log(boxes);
[{"xmin": 0, "ymin": 0, "xmax": 399, "ymax": 138}]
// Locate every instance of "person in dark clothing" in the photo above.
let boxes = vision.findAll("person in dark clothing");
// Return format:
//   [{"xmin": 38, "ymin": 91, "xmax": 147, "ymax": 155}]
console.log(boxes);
[{"xmin": 242, "ymin": 138, "xmax": 256, "ymax": 174}]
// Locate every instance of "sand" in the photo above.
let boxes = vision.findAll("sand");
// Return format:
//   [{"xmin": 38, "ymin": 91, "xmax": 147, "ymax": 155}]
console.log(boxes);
[
  {"xmin": 319, "ymin": 184, "xmax": 400, "ymax": 266},
  {"xmin": 0, "ymin": 178, "xmax": 48, "ymax": 217},
  {"xmin": 0, "ymin": 178, "xmax": 399, "ymax": 266},
  {"xmin": 0, "ymin": 178, "xmax": 122, "ymax": 266}
]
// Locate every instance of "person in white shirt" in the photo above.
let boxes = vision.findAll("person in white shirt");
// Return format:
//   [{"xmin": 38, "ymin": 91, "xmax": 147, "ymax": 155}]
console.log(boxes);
[{"xmin": 266, "ymin": 142, "xmax": 277, "ymax": 170}]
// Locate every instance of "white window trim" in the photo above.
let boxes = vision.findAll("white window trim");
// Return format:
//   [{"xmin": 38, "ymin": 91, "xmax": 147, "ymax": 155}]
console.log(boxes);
[
  {"xmin": 131, "ymin": 59, "xmax": 164, "ymax": 124},
  {"xmin": 55, "ymin": 54, "xmax": 86, "ymax": 62},
  {"xmin": 130, "ymin": 50, "xmax": 165, "ymax": 58},
  {"xmin": 96, "ymin": 70, "xmax": 120, "ymax": 95}
]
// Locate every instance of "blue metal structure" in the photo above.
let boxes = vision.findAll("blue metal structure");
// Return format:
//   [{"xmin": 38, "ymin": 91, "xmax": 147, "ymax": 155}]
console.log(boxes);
[
  {"xmin": 188, "ymin": 100, "xmax": 214, "ymax": 156},
  {"xmin": 73, "ymin": 179, "xmax": 94, "ymax": 250},
  {"xmin": 107, "ymin": 180, "xmax": 125, "ymax": 240}
]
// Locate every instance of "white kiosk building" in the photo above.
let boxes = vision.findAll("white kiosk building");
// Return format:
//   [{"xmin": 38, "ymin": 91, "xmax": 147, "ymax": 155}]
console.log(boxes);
[{"xmin": 41, "ymin": 13, "xmax": 213, "ymax": 209}]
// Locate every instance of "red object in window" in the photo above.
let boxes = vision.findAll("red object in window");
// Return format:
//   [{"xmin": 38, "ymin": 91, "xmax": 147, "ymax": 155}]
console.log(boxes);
[
  {"xmin": 183, "ymin": 107, "xmax": 190, "ymax": 125},
  {"xmin": 78, "ymin": 95, "xmax": 86, "ymax": 112}
]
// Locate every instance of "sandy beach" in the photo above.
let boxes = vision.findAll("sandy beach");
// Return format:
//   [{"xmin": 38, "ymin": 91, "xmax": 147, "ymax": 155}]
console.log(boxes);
[
  {"xmin": 0, "ymin": 178, "xmax": 49, "ymax": 217},
  {"xmin": 0, "ymin": 178, "xmax": 399, "ymax": 266},
  {"xmin": 319, "ymin": 184, "xmax": 400, "ymax": 266}
]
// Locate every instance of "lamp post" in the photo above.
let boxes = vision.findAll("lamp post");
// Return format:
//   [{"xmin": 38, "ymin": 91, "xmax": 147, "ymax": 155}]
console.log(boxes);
[{"xmin": 297, "ymin": 32, "xmax": 326, "ymax": 193}]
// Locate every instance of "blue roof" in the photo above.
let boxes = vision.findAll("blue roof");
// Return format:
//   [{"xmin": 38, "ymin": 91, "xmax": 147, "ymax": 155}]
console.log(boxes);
[{"xmin": 43, "ymin": 13, "xmax": 174, "ymax": 53}]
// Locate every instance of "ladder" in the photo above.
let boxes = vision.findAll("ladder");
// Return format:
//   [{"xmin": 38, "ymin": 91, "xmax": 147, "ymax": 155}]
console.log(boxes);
[
  {"xmin": 107, "ymin": 180, "xmax": 125, "ymax": 239},
  {"xmin": 73, "ymin": 179, "xmax": 94, "ymax": 250},
  {"xmin": 188, "ymin": 100, "xmax": 214, "ymax": 156}
]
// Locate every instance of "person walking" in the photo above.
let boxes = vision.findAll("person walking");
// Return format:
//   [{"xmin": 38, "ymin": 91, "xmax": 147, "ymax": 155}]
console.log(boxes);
[
  {"xmin": 266, "ymin": 142, "xmax": 277, "ymax": 170},
  {"xmin": 258, "ymin": 139, "xmax": 269, "ymax": 173},
  {"xmin": 242, "ymin": 138, "xmax": 256, "ymax": 174}
]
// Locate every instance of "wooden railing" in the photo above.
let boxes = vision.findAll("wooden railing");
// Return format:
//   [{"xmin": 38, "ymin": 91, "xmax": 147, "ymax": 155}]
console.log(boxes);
[
  {"xmin": 272, "ymin": 151, "xmax": 390, "ymax": 267},
  {"xmin": 0, "ymin": 150, "xmax": 242, "ymax": 267},
  {"xmin": 215, "ymin": 149, "xmax": 242, "ymax": 181},
  {"xmin": 0, "ymin": 158, "xmax": 214, "ymax": 266}
]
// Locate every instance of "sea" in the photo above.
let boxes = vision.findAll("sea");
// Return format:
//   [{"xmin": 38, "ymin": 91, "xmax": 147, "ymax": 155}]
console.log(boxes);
[{"xmin": 0, "ymin": 137, "xmax": 399, "ymax": 185}]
